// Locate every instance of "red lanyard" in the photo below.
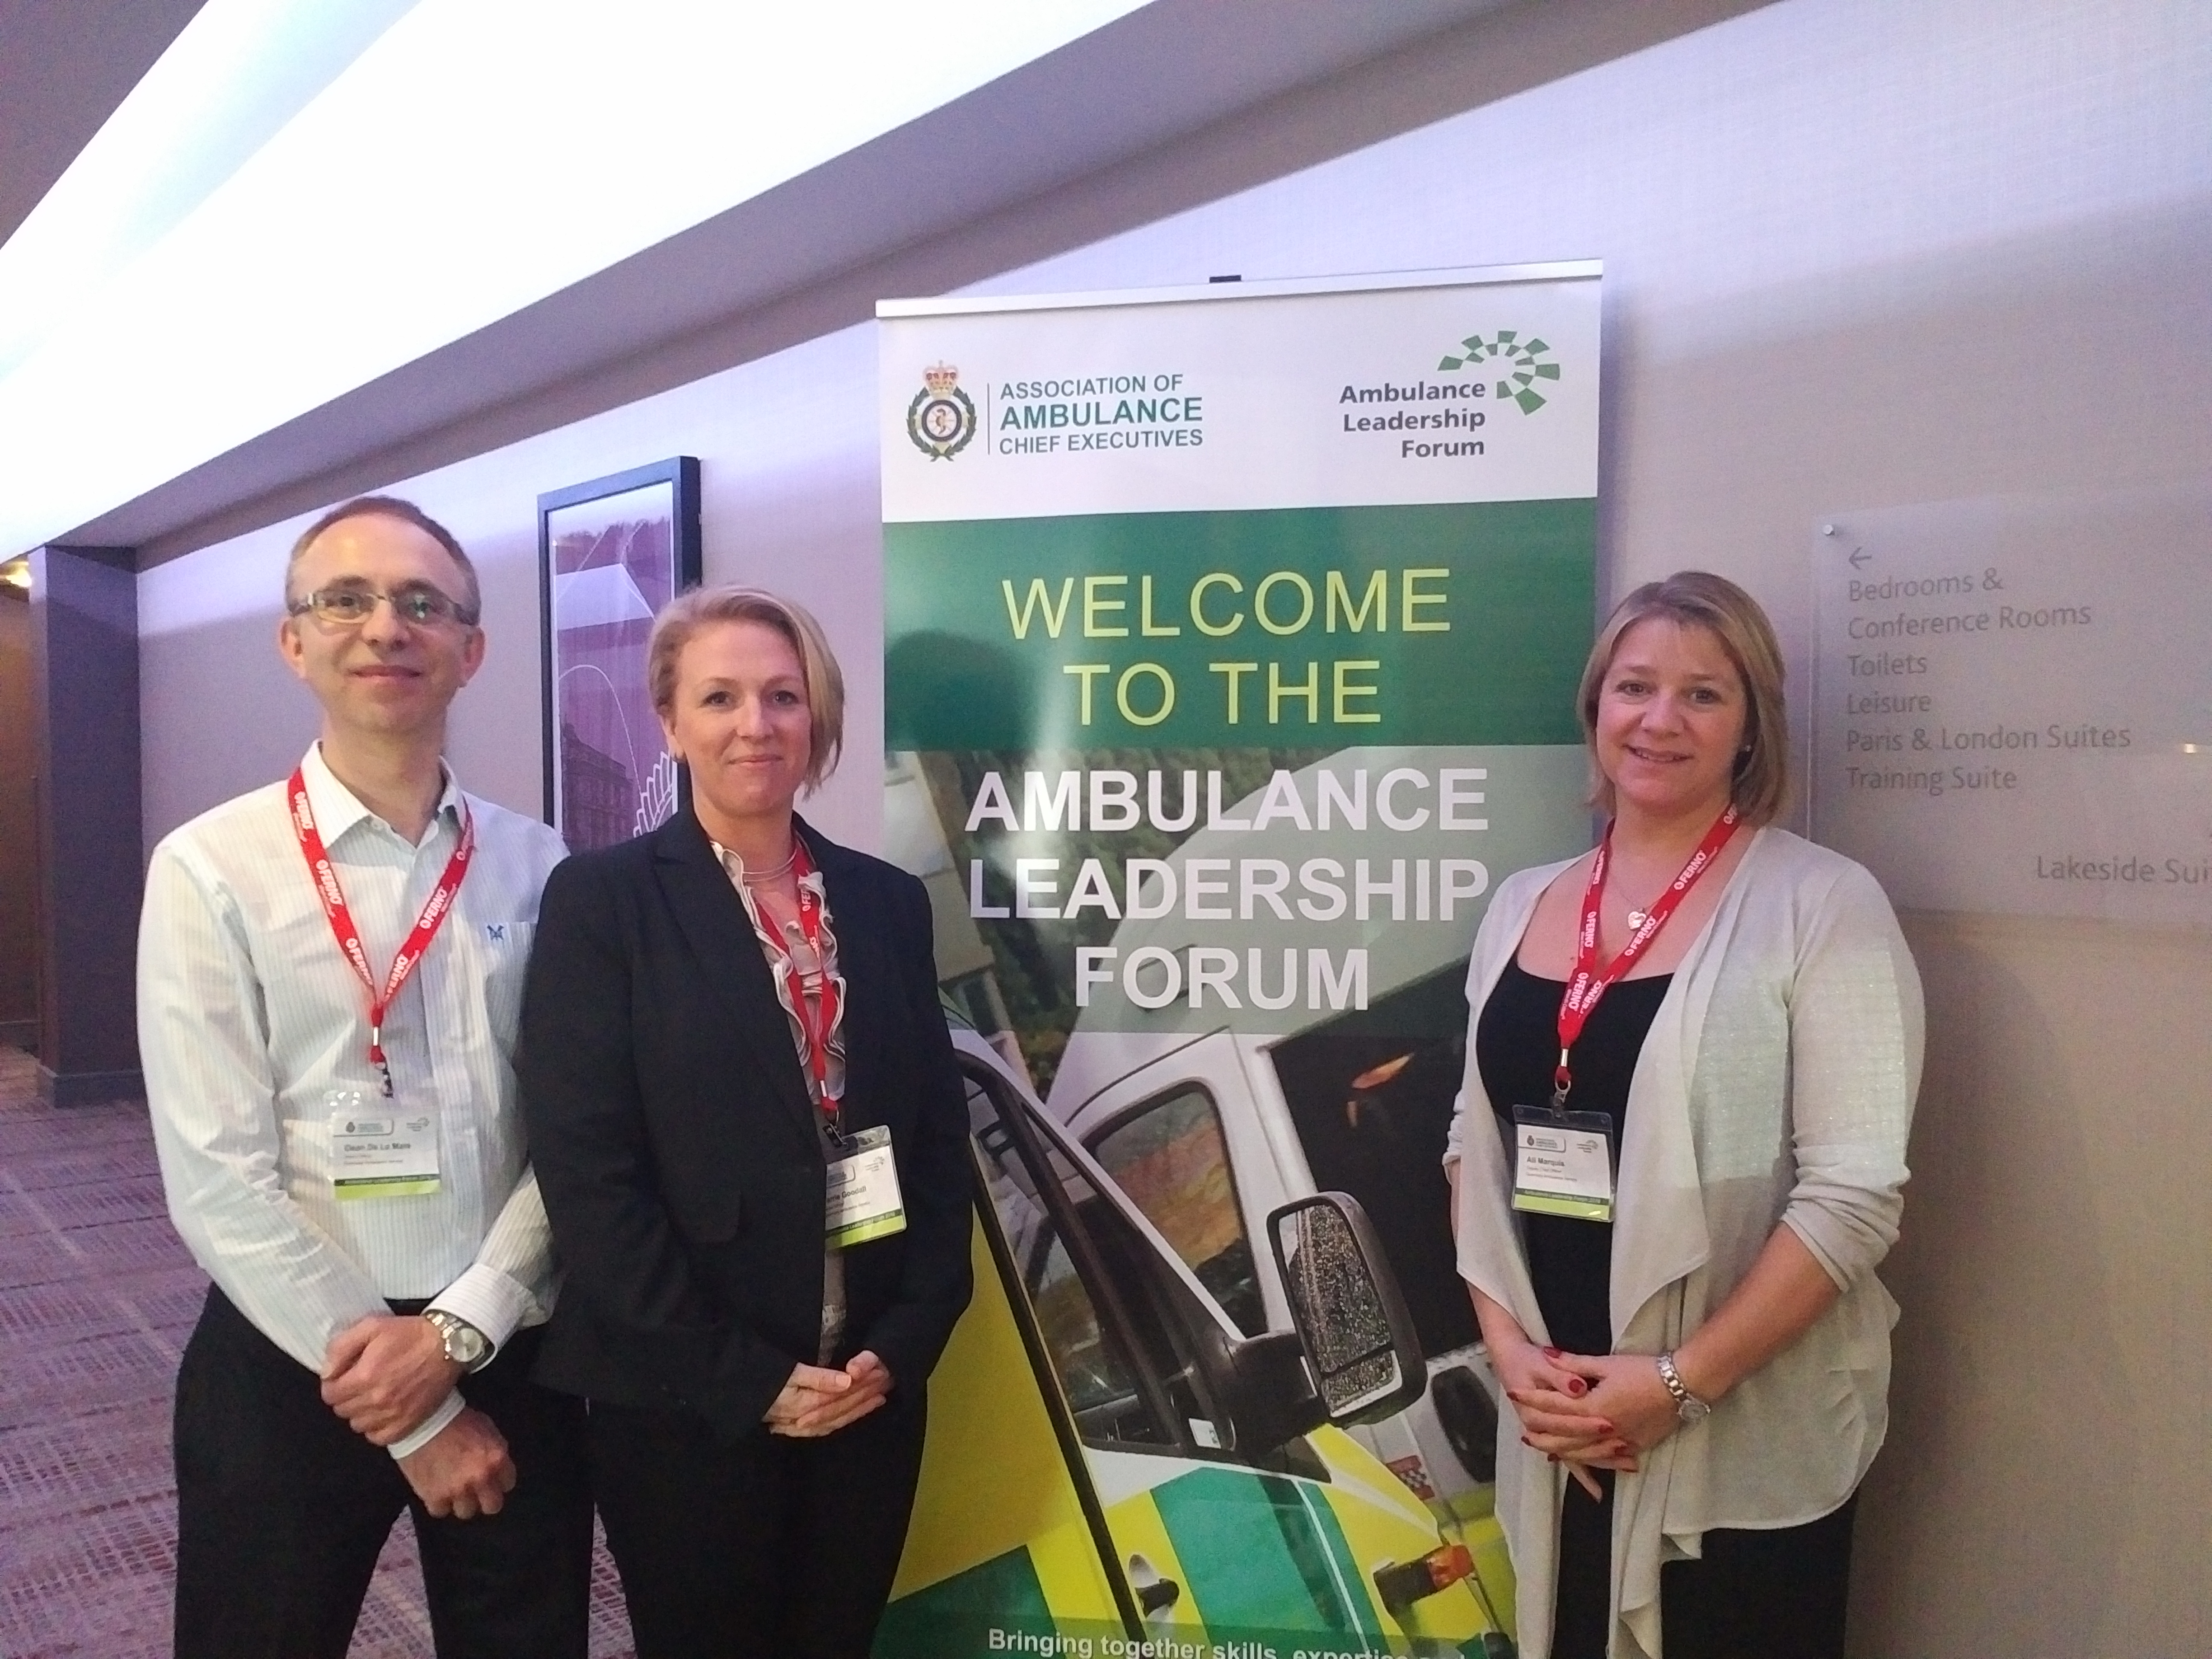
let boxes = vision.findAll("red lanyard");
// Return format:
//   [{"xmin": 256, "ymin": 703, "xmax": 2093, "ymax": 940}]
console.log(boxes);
[
  {"xmin": 289, "ymin": 767, "xmax": 474, "ymax": 1097},
  {"xmin": 1552, "ymin": 805, "xmax": 1740, "ymax": 1108},
  {"xmin": 773, "ymin": 838, "xmax": 843, "ymax": 1115}
]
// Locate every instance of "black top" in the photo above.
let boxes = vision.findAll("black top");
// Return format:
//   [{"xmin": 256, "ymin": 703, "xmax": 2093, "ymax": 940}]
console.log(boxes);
[
  {"xmin": 1476, "ymin": 957, "xmax": 1672, "ymax": 1358},
  {"xmin": 516, "ymin": 810, "xmax": 975, "ymax": 1439}
]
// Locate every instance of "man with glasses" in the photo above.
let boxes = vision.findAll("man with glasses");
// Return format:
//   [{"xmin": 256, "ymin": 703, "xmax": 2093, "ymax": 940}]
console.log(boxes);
[{"xmin": 138, "ymin": 497, "xmax": 591, "ymax": 1658}]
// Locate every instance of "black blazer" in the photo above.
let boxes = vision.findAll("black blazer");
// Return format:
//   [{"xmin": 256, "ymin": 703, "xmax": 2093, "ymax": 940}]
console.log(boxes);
[{"xmin": 516, "ymin": 809, "xmax": 974, "ymax": 1440}]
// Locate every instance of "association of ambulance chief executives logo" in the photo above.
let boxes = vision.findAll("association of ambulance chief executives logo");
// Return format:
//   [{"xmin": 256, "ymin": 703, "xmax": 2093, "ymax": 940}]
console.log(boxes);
[
  {"xmin": 906, "ymin": 363, "xmax": 977, "ymax": 460},
  {"xmin": 1436, "ymin": 329, "xmax": 1560, "ymax": 414}
]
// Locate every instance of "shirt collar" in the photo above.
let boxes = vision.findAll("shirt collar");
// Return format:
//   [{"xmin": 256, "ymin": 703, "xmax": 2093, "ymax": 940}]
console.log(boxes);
[
  {"xmin": 300, "ymin": 742, "xmax": 463, "ymax": 847},
  {"xmin": 711, "ymin": 838, "xmax": 825, "ymax": 893},
  {"xmin": 712, "ymin": 841, "xmax": 791, "ymax": 881}
]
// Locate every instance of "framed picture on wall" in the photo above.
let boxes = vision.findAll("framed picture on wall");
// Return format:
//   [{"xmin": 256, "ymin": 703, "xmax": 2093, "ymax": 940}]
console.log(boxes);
[{"xmin": 538, "ymin": 457, "xmax": 701, "ymax": 851}]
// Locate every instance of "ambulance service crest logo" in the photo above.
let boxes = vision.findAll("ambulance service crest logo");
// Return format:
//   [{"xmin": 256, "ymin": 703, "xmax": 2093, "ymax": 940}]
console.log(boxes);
[{"xmin": 906, "ymin": 363, "xmax": 977, "ymax": 460}]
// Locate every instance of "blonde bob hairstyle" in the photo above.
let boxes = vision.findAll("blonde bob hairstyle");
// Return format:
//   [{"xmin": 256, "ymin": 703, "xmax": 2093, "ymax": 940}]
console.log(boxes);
[
  {"xmin": 1578, "ymin": 570, "xmax": 1789, "ymax": 825},
  {"xmin": 646, "ymin": 586, "xmax": 846, "ymax": 792}
]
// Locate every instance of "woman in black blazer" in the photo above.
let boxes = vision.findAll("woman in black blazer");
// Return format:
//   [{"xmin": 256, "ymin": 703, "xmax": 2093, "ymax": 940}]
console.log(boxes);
[{"xmin": 517, "ymin": 586, "xmax": 973, "ymax": 1659}]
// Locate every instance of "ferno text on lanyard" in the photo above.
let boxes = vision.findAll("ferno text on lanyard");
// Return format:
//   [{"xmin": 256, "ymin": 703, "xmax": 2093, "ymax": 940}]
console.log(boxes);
[
  {"xmin": 1551, "ymin": 805, "xmax": 1740, "ymax": 1111},
  {"xmin": 779, "ymin": 838, "xmax": 844, "ymax": 1131},
  {"xmin": 289, "ymin": 768, "xmax": 474, "ymax": 1099}
]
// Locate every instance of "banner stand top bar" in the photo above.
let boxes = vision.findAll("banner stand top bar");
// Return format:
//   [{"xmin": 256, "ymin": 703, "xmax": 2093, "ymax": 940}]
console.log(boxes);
[{"xmin": 876, "ymin": 258, "xmax": 1603, "ymax": 321}]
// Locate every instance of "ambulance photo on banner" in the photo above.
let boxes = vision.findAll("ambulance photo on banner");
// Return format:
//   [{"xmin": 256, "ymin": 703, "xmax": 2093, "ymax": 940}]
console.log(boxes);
[{"xmin": 875, "ymin": 265, "xmax": 1601, "ymax": 1659}]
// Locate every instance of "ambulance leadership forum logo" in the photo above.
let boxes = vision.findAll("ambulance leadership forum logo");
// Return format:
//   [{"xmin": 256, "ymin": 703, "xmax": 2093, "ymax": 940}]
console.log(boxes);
[
  {"xmin": 907, "ymin": 363, "xmax": 977, "ymax": 460},
  {"xmin": 1436, "ymin": 329, "xmax": 1560, "ymax": 414}
]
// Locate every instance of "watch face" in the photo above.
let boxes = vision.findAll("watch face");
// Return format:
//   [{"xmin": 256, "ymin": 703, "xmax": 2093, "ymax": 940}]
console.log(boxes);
[
  {"xmin": 432, "ymin": 1316, "xmax": 486, "ymax": 1365},
  {"xmin": 1679, "ymin": 1397, "xmax": 1711, "ymax": 1425}
]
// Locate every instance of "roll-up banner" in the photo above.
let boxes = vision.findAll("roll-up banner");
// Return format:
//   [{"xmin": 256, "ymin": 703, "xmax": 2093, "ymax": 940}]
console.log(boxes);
[{"xmin": 876, "ymin": 265, "xmax": 1600, "ymax": 1659}]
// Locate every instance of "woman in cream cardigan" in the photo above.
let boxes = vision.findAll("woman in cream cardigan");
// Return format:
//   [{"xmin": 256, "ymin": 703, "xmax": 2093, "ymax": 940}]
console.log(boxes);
[{"xmin": 1448, "ymin": 572, "xmax": 1922, "ymax": 1659}]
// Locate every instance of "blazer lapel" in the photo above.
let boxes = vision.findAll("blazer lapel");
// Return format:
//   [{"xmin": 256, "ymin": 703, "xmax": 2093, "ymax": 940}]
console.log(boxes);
[{"xmin": 651, "ymin": 812, "xmax": 822, "ymax": 1156}]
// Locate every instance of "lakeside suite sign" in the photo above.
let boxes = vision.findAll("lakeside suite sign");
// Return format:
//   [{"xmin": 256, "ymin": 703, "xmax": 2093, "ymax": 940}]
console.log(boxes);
[{"xmin": 874, "ymin": 265, "xmax": 1600, "ymax": 1659}]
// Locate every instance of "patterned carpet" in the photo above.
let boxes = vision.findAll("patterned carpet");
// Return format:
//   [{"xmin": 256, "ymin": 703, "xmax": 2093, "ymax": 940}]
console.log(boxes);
[{"xmin": 0, "ymin": 1045, "xmax": 634, "ymax": 1658}]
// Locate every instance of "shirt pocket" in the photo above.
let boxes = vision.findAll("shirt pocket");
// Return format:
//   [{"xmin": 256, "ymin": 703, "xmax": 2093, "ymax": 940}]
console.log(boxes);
[{"xmin": 478, "ymin": 917, "xmax": 535, "ymax": 1044}]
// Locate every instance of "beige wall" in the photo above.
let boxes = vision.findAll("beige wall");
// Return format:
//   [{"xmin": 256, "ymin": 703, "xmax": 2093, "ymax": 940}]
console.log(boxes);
[
  {"xmin": 137, "ymin": 325, "xmax": 885, "ymax": 849},
  {"xmin": 137, "ymin": 0, "xmax": 2212, "ymax": 1650},
  {"xmin": 1869, "ymin": 911, "xmax": 2210, "ymax": 1655}
]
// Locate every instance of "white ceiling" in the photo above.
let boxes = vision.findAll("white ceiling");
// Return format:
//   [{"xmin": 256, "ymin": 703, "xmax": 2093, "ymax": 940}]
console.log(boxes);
[
  {"xmin": 0, "ymin": 0, "xmax": 1770, "ymax": 568},
  {"xmin": 0, "ymin": 0, "xmax": 209, "ymax": 248},
  {"xmin": 0, "ymin": 0, "xmax": 418, "ymax": 386}
]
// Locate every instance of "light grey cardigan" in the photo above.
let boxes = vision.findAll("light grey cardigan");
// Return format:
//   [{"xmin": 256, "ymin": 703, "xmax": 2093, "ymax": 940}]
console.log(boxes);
[{"xmin": 1447, "ymin": 827, "xmax": 1923, "ymax": 1659}]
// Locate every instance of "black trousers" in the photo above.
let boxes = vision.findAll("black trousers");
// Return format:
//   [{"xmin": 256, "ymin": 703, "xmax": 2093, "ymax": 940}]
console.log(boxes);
[
  {"xmin": 172, "ymin": 1286, "xmax": 594, "ymax": 1659},
  {"xmin": 1553, "ymin": 1468, "xmax": 1857, "ymax": 1659},
  {"xmin": 588, "ymin": 1382, "xmax": 929, "ymax": 1659}
]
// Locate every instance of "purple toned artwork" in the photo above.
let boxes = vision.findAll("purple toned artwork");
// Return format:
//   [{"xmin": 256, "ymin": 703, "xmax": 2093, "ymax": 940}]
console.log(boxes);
[{"xmin": 539, "ymin": 459, "xmax": 700, "ymax": 851}]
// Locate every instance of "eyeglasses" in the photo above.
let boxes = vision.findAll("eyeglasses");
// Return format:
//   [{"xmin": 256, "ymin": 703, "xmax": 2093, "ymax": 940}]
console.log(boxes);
[{"xmin": 288, "ymin": 584, "xmax": 478, "ymax": 628}]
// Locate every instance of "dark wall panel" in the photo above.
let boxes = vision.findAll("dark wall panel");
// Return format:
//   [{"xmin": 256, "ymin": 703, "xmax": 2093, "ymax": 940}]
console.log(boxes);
[
  {"xmin": 0, "ymin": 591, "xmax": 36, "ymax": 1045},
  {"xmin": 32, "ymin": 546, "xmax": 141, "ymax": 1104}
]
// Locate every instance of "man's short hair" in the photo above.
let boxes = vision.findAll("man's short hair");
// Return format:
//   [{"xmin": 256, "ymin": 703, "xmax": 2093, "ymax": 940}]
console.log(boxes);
[{"xmin": 285, "ymin": 496, "xmax": 482, "ymax": 625}]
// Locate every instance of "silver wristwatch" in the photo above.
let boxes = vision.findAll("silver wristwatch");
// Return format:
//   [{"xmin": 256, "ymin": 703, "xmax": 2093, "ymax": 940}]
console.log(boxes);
[
  {"xmin": 424, "ymin": 1309, "xmax": 491, "ymax": 1371},
  {"xmin": 1655, "ymin": 1351, "xmax": 1711, "ymax": 1425}
]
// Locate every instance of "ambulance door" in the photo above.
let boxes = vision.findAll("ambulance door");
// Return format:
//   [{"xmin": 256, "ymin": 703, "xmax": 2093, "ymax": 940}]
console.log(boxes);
[{"xmin": 959, "ymin": 1055, "xmax": 1507, "ymax": 1654}]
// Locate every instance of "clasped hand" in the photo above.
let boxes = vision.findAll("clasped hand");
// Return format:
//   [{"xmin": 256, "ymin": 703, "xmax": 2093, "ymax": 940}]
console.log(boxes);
[
  {"xmin": 322, "ymin": 1313, "xmax": 463, "ymax": 1444},
  {"xmin": 1494, "ymin": 1337, "xmax": 1686, "ymax": 1500},
  {"xmin": 764, "ymin": 1351, "xmax": 892, "ymax": 1438},
  {"xmin": 322, "ymin": 1314, "xmax": 512, "ymax": 1519}
]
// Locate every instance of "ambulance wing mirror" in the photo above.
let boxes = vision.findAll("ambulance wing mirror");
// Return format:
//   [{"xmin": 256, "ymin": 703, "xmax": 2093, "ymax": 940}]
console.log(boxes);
[{"xmin": 1266, "ymin": 1193, "xmax": 1425, "ymax": 1427}]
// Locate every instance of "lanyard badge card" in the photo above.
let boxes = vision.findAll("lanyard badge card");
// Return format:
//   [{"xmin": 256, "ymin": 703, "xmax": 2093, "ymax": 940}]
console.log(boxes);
[
  {"xmin": 327, "ymin": 1087, "xmax": 441, "ymax": 1199},
  {"xmin": 1512, "ymin": 806, "xmax": 1739, "ymax": 1226},
  {"xmin": 1510, "ymin": 1103, "xmax": 1618, "ymax": 1222},
  {"xmin": 826, "ymin": 1126, "xmax": 906, "ymax": 1246}
]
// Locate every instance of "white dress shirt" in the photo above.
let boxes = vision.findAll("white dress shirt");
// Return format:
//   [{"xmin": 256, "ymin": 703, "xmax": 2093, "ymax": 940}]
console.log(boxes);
[
  {"xmin": 1448, "ymin": 828, "xmax": 1924, "ymax": 1659},
  {"xmin": 139, "ymin": 744, "xmax": 568, "ymax": 1457}
]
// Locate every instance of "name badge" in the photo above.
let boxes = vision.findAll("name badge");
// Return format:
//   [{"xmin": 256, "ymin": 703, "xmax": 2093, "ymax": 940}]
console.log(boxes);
[
  {"xmin": 328, "ymin": 1087, "xmax": 441, "ymax": 1199},
  {"xmin": 1510, "ymin": 1105, "xmax": 1615, "ymax": 1223},
  {"xmin": 825, "ymin": 1125, "xmax": 906, "ymax": 1247}
]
